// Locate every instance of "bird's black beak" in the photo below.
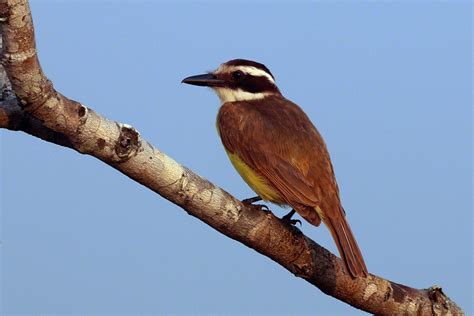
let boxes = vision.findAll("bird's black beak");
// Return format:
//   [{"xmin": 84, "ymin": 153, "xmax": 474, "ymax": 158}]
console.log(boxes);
[{"xmin": 181, "ymin": 73, "xmax": 225, "ymax": 87}]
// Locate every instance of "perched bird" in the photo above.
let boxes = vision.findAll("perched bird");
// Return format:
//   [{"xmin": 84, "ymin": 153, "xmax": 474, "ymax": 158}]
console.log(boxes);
[{"xmin": 182, "ymin": 59, "xmax": 368, "ymax": 278}]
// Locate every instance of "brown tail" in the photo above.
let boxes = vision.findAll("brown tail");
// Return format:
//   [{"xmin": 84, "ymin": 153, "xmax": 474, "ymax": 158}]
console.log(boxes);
[{"xmin": 324, "ymin": 212, "xmax": 368, "ymax": 278}]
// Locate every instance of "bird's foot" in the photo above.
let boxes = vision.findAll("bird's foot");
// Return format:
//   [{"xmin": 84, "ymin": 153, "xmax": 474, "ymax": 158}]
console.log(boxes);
[
  {"xmin": 241, "ymin": 196, "xmax": 270, "ymax": 213},
  {"xmin": 281, "ymin": 209, "xmax": 302, "ymax": 227}
]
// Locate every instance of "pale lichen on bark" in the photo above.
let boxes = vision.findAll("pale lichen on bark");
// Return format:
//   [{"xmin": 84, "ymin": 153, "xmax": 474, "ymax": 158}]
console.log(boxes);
[{"xmin": 0, "ymin": 0, "xmax": 464, "ymax": 315}]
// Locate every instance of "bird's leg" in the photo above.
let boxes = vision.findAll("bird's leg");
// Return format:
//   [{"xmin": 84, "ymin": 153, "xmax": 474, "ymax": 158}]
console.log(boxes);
[
  {"xmin": 241, "ymin": 196, "xmax": 269, "ymax": 212},
  {"xmin": 242, "ymin": 196, "xmax": 262, "ymax": 204},
  {"xmin": 281, "ymin": 209, "xmax": 302, "ymax": 226}
]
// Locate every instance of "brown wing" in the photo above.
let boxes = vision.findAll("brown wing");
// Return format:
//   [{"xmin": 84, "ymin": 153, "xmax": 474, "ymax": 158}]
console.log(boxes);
[
  {"xmin": 218, "ymin": 96, "xmax": 368, "ymax": 278},
  {"xmin": 217, "ymin": 96, "xmax": 338, "ymax": 210}
]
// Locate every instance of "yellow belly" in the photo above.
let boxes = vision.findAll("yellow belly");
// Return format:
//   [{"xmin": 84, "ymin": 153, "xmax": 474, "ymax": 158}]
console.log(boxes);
[{"xmin": 226, "ymin": 151, "xmax": 284, "ymax": 204}]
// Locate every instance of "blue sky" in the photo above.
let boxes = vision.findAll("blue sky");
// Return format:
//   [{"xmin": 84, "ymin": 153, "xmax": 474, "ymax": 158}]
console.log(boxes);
[{"xmin": 1, "ymin": 1, "xmax": 472, "ymax": 315}]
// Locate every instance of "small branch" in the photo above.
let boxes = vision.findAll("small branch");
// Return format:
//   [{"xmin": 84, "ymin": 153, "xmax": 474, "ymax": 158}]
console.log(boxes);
[{"xmin": 0, "ymin": 0, "xmax": 464, "ymax": 315}]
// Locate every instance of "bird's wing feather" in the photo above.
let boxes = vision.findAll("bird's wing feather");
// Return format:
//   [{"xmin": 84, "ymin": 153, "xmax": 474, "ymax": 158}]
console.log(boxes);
[{"xmin": 217, "ymin": 96, "xmax": 339, "ymax": 209}]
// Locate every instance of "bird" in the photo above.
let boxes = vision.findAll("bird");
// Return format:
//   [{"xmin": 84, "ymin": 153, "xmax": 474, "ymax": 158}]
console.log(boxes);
[{"xmin": 182, "ymin": 59, "xmax": 368, "ymax": 278}]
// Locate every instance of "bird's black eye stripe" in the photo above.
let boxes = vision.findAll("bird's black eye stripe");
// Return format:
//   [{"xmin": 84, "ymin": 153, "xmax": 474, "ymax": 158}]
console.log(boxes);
[{"xmin": 232, "ymin": 70, "xmax": 244, "ymax": 80}]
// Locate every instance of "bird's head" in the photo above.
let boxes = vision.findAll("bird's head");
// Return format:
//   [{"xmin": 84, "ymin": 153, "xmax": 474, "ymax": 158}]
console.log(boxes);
[{"xmin": 182, "ymin": 59, "xmax": 281, "ymax": 103}]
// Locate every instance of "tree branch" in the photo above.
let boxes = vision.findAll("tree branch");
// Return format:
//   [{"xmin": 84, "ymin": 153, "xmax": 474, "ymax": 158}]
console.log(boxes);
[
  {"xmin": 0, "ymin": 0, "xmax": 464, "ymax": 314},
  {"xmin": 0, "ymin": 62, "xmax": 72, "ymax": 146}
]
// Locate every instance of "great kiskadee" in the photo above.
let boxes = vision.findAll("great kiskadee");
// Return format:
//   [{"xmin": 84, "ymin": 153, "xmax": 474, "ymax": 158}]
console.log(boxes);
[{"xmin": 182, "ymin": 59, "xmax": 368, "ymax": 278}]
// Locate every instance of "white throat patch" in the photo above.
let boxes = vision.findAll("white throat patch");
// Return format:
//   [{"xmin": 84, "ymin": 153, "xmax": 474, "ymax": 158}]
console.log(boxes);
[{"xmin": 212, "ymin": 87, "xmax": 273, "ymax": 103}]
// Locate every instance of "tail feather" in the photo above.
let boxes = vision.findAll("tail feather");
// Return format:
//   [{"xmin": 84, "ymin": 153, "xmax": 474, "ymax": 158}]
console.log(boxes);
[{"xmin": 325, "ymin": 213, "xmax": 368, "ymax": 278}]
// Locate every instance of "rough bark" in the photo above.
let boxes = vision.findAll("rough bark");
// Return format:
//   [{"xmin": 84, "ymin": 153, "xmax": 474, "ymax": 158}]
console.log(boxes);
[{"xmin": 0, "ymin": 0, "xmax": 464, "ymax": 315}]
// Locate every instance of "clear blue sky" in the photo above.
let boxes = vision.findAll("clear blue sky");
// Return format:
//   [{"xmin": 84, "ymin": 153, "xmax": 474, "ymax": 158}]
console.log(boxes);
[{"xmin": 1, "ymin": 1, "xmax": 472, "ymax": 315}]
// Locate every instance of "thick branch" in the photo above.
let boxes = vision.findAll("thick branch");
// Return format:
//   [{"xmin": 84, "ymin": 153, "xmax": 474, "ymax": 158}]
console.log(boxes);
[{"xmin": 0, "ymin": 0, "xmax": 464, "ymax": 315}]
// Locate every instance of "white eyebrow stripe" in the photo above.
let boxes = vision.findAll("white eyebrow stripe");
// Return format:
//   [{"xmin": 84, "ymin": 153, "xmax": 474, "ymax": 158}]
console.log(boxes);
[
  {"xmin": 233, "ymin": 66, "xmax": 275, "ymax": 83},
  {"xmin": 216, "ymin": 65, "xmax": 275, "ymax": 84}
]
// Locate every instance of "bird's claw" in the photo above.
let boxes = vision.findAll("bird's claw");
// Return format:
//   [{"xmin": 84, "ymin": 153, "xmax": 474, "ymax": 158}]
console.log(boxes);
[
  {"xmin": 241, "ymin": 197, "xmax": 270, "ymax": 213},
  {"xmin": 281, "ymin": 215, "xmax": 302, "ymax": 227},
  {"xmin": 243, "ymin": 202, "xmax": 270, "ymax": 213},
  {"xmin": 290, "ymin": 219, "xmax": 302, "ymax": 226},
  {"xmin": 255, "ymin": 204, "xmax": 270, "ymax": 212},
  {"xmin": 281, "ymin": 209, "xmax": 302, "ymax": 227}
]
